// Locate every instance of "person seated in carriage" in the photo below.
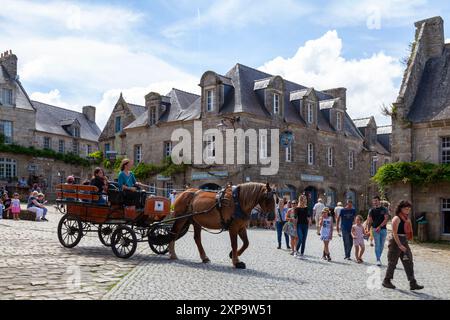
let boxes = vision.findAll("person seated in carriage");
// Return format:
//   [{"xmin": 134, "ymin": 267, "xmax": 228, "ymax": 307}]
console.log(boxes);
[
  {"xmin": 90, "ymin": 167, "xmax": 109, "ymax": 205},
  {"xmin": 118, "ymin": 159, "xmax": 148, "ymax": 208}
]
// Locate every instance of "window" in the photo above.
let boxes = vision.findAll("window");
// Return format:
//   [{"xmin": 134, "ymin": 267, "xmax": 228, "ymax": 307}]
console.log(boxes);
[
  {"xmin": 164, "ymin": 182, "xmax": 173, "ymax": 198},
  {"xmin": 307, "ymin": 103, "xmax": 313, "ymax": 124},
  {"xmin": 164, "ymin": 141, "xmax": 172, "ymax": 157},
  {"xmin": 370, "ymin": 156, "xmax": 378, "ymax": 176},
  {"xmin": 336, "ymin": 112, "xmax": 342, "ymax": 130},
  {"xmin": 1, "ymin": 88, "xmax": 13, "ymax": 106},
  {"xmin": 87, "ymin": 144, "xmax": 92, "ymax": 155},
  {"xmin": 104, "ymin": 143, "xmax": 110, "ymax": 155},
  {"xmin": 115, "ymin": 116, "xmax": 122, "ymax": 133},
  {"xmin": 260, "ymin": 134, "xmax": 267, "ymax": 160},
  {"xmin": 0, "ymin": 120, "xmax": 13, "ymax": 144},
  {"xmin": 442, "ymin": 199, "xmax": 450, "ymax": 234},
  {"xmin": 134, "ymin": 145, "xmax": 142, "ymax": 163},
  {"xmin": 72, "ymin": 140, "xmax": 79, "ymax": 155},
  {"xmin": 348, "ymin": 150, "xmax": 354, "ymax": 170},
  {"xmin": 149, "ymin": 107, "xmax": 157, "ymax": 125},
  {"xmin": 73, "ymin": 126, "xmax": 80, "ymax": 138},
  {"xmin": 43, "ymin": 137, "xmax": 51, "ymax": 149},
  {"xmin": 206, "ymin": 135, "xmax": 216, "ymax": 159},
  {"xmin": 273, "ymin": 93, "xmax": 280, "ymax": 114},
  {"xmin": 441, "ymin": 137, "xmax": 450, "ymax": 164},
  {"xmin": 327, "ymin": 147, "xmax": 334, "ymax": 167},
  {"xmin": 149, "ymin": 183, "xmax": 156, "ymax": 195},
  {"xmin": 307, "ymin": 143, "xmax": 314, "ymax": 165},
  {"xmin": 206, "ymin": 90, "xmax": 214, "ymax": 112},
  {"xmin": 285, "ymin": 145, "xmax": 292, "ymax": 162},
  {"xmin": 0, "ymin": 158, "xmax": 17, "ymax": 179},
  {"xmin": 58, "ymin": 140, "xmax": 65, "ymax": 153}
]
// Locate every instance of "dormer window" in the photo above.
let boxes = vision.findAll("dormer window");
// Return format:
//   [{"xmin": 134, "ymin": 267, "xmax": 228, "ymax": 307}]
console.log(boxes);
[
  {"xmin": 206, "ymin": 89, "xmax": 214, "ymax": 112},
  {"xmin": 307, "ymin": 103, "xmax": 314, "ymax": 124},
  {"xmin": 273, "ymin": 93, "xmax": 280, "ymax": 114},
  {"xmin": 1, "ymin": 88, "xmax": 13, "ymax": 106},
  {"xmin": 149, "ymin": 107, "xmax": 157, "ymax": 125},
  {"xmin": 336, "ymin": 112, "xmax": 342, "ymax": 130},
  {"xmin": 73, "ymin": 126, "xmax": 80, "ymax": 138}
]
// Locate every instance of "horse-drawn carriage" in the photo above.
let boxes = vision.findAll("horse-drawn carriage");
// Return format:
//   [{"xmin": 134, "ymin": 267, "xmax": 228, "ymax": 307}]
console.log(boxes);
[{"xmin": 55, "ymin": 183, "xmax": 176, "ymax": 259}]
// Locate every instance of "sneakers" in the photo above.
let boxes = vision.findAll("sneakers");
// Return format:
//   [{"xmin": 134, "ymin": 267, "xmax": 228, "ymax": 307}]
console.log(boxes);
[
  {"xmin": 410, "ymin": 281, "xmax": 424, "ymax": 291},
  {"xmin": 376, "ymin": 260, "xmax": 382, "ymax": 266},
  {"xmin": 277, "ymin": 245, "xmax": 281, "ymax": 249},
  {"xmin": 41, "ymin": 217, "xmax": 48, "ymax": 222},
  {"xmin": 327, "ymin": 254, "xmax": 332, "ymax": 262},
  {"xmin": 382, "ymin": 279, "xmax": 396, "ymax": 289}
]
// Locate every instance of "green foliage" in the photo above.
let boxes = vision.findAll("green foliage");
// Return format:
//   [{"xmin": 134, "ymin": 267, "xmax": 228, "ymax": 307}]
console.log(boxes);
[
  {"xmin": 88, "ymin": 150, "xmax": 104, "ymax": 162},
  {"xmin": 0, "ymin": 142, "xmax": 94, "ymax": 167},
  {"xmin": 102, "ymin": 156, "xmax": 123, "ymax": 173},
  {"xmin": 373, "ymin": 161, "xmax": 450, "ymax": 188},
  {"xmin": 132, "ymin": 156, "xmax": 189, "ymax": 180}
]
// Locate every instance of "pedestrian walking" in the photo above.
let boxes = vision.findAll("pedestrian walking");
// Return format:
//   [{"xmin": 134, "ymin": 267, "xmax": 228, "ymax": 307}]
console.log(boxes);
[
  {"xmin": 295, "ymin": 194, "xmax": 312, "ymax": 258},
  {"xmin": 367, "ymin": 196, "xmax": 389, "ymax": 266},
  {"xmin": 313, "ymin": 198, "xmax": 325, "ymax": 235},
  {"xmin": 352, "ymin": 215, "xmax": 367, "ymax": 263},
  {"xmin": 337, "ymin": 200, "xmax": 356, "ymax": 260},
  {"xmin": 284, "ymin": 200, "xmax": 298, "ymax": 256},
  {"xmin": 382, "ymin": 200, "xmax": 424, "ymax": 291},
  {"xmin": 334, "ymin": 201, "xmax": 344, "ymax": 222},
  {"xmin": 275, "ymin": 198, "xmax": 290, "ymax": 249},
  {"xmin": 320, "ymin": 207, "xmax": 333, "ymax": 261}
]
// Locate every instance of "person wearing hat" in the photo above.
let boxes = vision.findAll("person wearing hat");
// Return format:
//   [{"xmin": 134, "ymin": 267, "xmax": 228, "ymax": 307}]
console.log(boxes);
[
  {"xmin": 66, "ymin": 175, "xmax": 75, "ymax": 184},
  {"xmin": 37, "ymin": 193, "xmax": 48, "ymax": 221}
]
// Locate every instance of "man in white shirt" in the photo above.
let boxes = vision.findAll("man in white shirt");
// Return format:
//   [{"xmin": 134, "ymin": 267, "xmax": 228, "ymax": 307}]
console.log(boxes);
[
  {"xmin": 334, "ymin": 201, "xmax": 344, "ymax": 222},
  {"xmin": 313, "ymin": 198, "xmax": 325, "ymax": 235}
]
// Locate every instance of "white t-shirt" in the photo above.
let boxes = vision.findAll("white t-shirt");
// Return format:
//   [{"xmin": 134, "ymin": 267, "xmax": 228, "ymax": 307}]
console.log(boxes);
[
  {"xmin": 313, "ymin": 202, "xmax": 325, "ymax": 219},
  {"xmin": 334, "ymin": 206, "xmax": 343, "ymax": 219},
  {"xmin": 169, "ymin": 193, "xmax": 176, "ymax": 204}
]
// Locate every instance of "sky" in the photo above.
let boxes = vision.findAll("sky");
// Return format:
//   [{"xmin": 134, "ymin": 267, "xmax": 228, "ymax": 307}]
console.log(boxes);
[{"xmin": 1, "ymin": 0, "xmax": 450, "ymax": 129}]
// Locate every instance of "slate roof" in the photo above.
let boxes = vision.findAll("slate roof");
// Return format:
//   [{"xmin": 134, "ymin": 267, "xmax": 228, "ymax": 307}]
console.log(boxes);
[
  {"xmin": 32, "ymin": 101, "xmax": 101, "ymax": 142},
  {"xmin": 127, "ymin": 103, "xmax": 146, "ymax": 118},
  {"xmin": 352, "ymin": 117, "xmax": 372, "ymax": 128},
  {"xmin": 377, "ymin": 125, "xmax": 392, "ymax": 135},
  {"xmin": 408, "ymin": 46, "xmax": 450, "ymax": 122},
  {"xmin": 125, "ymin": 89, "xmax": 201, "ymax": 129},
  {"xmin": 377, "ymin": 125, "xmax": 392, "ymax": 153}
]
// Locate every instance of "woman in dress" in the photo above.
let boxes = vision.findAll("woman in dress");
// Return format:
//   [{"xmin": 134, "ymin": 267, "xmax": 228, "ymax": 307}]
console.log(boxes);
[{"xmin": 319, "ymin": 207, "xmax": 333, "ymax": 261}]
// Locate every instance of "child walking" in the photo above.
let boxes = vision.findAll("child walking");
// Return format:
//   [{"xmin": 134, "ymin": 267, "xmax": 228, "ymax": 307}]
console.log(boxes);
[
  {"xmin": 320, "ymin": 207, "xmax": 333, "ymax": 261},
  {"xmin": 11, "ymin": 193, "xmax": 21, "ymax": 220},
  {"xmin": 352, "ymin": 215, "xmax": 367, "ymax": 263}
]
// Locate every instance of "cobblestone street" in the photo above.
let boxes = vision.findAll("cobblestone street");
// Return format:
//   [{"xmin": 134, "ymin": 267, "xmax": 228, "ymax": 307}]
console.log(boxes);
[{"xmin": 1, "ymin": 207, "xmax": 450, "ymax": 300}]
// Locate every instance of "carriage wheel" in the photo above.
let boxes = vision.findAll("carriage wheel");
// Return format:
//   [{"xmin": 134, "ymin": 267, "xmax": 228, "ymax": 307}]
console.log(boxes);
[
  {"xmin": 57, "ymin": 214, "xmax": 83, "ymax": 248},
  {"xmin": 148, "ymin": 224, "xmax": 171, "ymax": 255},
  {"xmin": 98, "ymin": 224, "xmax": 117, "ymax": 247},
  {"xmin": 111, "ymin": 226, "xmax": 137, "ymax": 259}
]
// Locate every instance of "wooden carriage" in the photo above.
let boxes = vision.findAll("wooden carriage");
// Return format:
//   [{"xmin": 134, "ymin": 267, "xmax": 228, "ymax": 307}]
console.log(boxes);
[{"xmin": 55, "ymin": 184, "xmax": 172, "ymax": 258}]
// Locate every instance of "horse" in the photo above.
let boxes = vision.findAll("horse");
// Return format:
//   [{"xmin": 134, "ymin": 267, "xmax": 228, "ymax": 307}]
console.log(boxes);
[{"xmin": 168, "ymin": 182, "xmax": 275, "ymax": 269}]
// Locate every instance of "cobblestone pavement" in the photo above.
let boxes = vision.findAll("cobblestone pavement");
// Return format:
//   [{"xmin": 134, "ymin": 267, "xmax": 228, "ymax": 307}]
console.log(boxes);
[
  {"xmin": 0, "ymin": 207, "xmax": 144, "ymax": 300},
  {"xmin": 1, "ymin": 206, "xmax": 450, "ymax": 300},
  {"xmin": 105, "ymin": 227, "xmax": 450, "ymax": 300}
]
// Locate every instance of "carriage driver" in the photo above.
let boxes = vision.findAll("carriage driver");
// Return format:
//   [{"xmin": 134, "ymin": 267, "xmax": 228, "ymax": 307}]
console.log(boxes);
[{"xmin": 118, "ymin": 159, "xmax": 147, "ymax": 207}]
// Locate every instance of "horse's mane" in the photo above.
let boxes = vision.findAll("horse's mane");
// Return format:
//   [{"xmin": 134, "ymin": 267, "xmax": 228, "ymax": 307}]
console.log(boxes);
[{"xmin": 238, "ymin": 182, "xmax": 266, "ymax": 214}]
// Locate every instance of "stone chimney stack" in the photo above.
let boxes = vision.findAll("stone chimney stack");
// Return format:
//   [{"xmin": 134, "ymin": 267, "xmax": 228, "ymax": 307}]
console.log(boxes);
[
  {"xmin": 82, "ymin": 106, "xmax": 96, "ymax": 123},
  {"xmin": 0, "ymin": 50, "xmax": 18, "ymax": 79},
  {"xmin": 415, "ymin": 16, "xmax": 444, "ymax": 60},
  {"xmin": 145, "ymin": 92, "xmax": 161, "ymax": 126},
  {"xmin": 322, "ymin": 87, "xmax": 347, "ymax": 110}
]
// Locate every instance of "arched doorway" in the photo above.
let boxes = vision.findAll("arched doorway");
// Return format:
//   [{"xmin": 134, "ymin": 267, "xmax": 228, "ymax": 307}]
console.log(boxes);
[
  {"xmin": 304, "ymin": 186, "xmax": 318, "ymax": 217},
  {"xmin": 199, "ymin": 183, "xmax": 222, "ymax": 191},
  {"xmin": 325, "ymin": 187, "xmax": 337, "ymax": 208}
]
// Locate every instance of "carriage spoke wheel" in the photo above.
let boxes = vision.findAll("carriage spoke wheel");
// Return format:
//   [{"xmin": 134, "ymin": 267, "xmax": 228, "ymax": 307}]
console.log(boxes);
[
  {"xmin": 98, "ymin": 224, "xmax": 117, "ymax": 247},
  {"xmin": 111, "ymin": 226, "xmax": 137, "ymax": 259},
  {"xmin": 57, "ymin": 214, "xmax": 83, "ymax": 248},
  {"xmin": 148, "ymin": 224, "xmax": 171, "ymax": 255}
]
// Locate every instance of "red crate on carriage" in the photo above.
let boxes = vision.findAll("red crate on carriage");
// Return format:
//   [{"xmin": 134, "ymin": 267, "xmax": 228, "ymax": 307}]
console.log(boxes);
[{"xmin": 144, "ymin": 196, "xmax": 170, "ymax": 220}]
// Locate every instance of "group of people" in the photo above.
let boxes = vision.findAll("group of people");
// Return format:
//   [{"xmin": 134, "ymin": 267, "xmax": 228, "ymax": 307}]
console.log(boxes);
[
  {"xmin": 275, "ymin": 195, "xmax": 424, "ymax": 290},
  {"xmin": 0, "ymin": 189, "xmax": 48, "ymax": 221}
]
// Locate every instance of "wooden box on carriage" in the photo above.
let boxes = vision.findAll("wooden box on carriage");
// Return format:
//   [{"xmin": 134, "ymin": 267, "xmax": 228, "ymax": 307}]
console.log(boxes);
[{"xmin": 144, "ymin": 196, "xmax": 170, "ymax": 220}]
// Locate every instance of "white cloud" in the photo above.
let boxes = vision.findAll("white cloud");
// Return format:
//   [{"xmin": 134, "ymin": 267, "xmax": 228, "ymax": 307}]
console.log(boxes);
[
  {"xmin": 318, "ymin": 0, "xmax": 433, "ymax": 28},
  {"xmin": 30, "ymin": 89, "xmax": 69, "ymax": 108},
  {"xmin": 162, "ymin": 0, "xmax": 314, "ymax": 38},
  {"xmin": 259, "ymin": 30, "xmax": 404, "ymax": 125}
]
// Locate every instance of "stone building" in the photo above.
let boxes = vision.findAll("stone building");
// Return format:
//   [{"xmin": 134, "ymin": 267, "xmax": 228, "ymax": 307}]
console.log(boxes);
[
  {"xmin": 0, "ymin": 50, "xmax": 100, "ymax": 194},
  {"xmin": 102, "ymin": 63, "xmax": 391, "ymax": 212},
  {"xmin": 391, "ymin": 16, "xmax": 450, "ymax": 240}
]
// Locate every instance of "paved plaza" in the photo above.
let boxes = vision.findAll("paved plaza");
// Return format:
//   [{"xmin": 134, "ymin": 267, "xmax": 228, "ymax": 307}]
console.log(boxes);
[{"xmin": 1, "ymin": 206, "xmax": 450, "ymax": 300}]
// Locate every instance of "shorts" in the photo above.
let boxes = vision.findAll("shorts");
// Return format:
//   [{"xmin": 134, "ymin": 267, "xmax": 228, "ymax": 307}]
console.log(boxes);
[{"xmin": 354, "ymin": 238, "xmax": 365, "ymax": 246}]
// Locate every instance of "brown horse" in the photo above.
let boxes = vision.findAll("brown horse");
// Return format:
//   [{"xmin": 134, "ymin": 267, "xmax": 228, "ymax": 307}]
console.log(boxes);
[{"xmin": 168, "ymin": 182, "xmax": 275, "ymax": 269}]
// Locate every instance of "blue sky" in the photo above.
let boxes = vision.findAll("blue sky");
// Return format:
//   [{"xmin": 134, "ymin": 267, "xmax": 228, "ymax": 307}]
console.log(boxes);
[{"xmin": 1, "ymin": 0, "xmax": 450, "ymax": 128}]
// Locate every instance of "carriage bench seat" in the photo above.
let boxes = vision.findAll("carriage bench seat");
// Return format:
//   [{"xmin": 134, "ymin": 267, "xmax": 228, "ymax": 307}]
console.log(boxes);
[{"xmin": 55, "ymin": 184, "xmax": 105, "ymax": 205}]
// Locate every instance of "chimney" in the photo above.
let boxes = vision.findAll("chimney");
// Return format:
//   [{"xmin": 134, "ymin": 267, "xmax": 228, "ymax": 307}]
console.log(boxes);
[
  {"xmin": 0, "ymin": 50, "xmax": 18, "ymax": 79},
  {"xmin": 145, "ymin": 92, "xmax": 161, "ymax": 126},
  {"xmin": 415, "ymin": 16, "xmax": 444, "ymax": 60},
  {"xmin": 322, "ymin": 87, "xmax": 346, "ymax": 110},
  {"xmin": 82, "ymin": 106, "xmax": 96, "ymax": 123}
]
